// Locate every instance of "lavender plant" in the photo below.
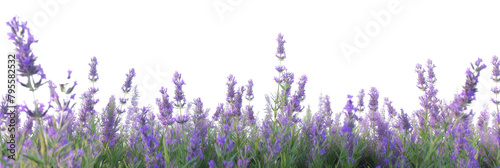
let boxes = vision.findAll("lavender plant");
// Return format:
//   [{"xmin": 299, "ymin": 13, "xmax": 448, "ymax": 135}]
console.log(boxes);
[{"xmin": 3, "ymin": 19, "xmax": 500, "ymax": 167}]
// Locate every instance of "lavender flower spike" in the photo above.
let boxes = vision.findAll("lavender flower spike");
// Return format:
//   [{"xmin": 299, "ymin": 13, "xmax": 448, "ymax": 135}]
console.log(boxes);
[
  {"xmin": 89, "ymin": 56, "xmax": 99, "ymax": 82},
  {"xmin": 368, "ymin": 87, "xmax": 379, "ymax": 112},
  {"xmin": 357, "ymin": 89, "xmax": 365, "ymax": 112},
  {"xmin": 246, "ymin": 79, "xmax": 254, "ymax": 101},
  {"xmin": 100, "ymin": 96, "xmax": 121, "ymax": 148},
  {"xmin": 226, "ymin": 74, "xmax": 237, "ymax": 104},
  {"xmin": 156, "ymin": 87, "xmax": 175, "ymax": 126},
  {"xmin": 7, "ymin": 17, "xmax": 42, "ymax": 77},
  {"xmin": 276, "ymin": 33, "xmax": 286, "ymax": 60},
  {"xmin": 173, "ymin": 71, "xmax": 186, "ymax": 108},
  {"xmin": 122, "ymin": 68, "xmax": 136, "ymax": 94}
]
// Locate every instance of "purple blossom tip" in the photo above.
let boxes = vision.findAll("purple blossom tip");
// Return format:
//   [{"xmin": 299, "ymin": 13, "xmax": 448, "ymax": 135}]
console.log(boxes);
[
  {"xmin": 67, "ymin": 69, "xmax": 72, "ymax": 79},
  {"xmin": 121, "ymin": 68, "xmax": 136, "ymax": 93},
  {"xmin": 275, "ymin": 33, "xmax": 286, "ymax": 60}
]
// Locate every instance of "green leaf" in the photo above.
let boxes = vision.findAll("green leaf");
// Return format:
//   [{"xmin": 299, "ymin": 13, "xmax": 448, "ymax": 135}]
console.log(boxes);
[{"xmin": 23, "ymin": 153, "xmax": 45, "ymax": 165}]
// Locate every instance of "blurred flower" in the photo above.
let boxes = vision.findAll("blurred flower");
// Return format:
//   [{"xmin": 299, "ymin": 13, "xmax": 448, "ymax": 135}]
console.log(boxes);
[
  {"xmin": 396, "ymin": 109, "xmax": 412, "ymax": 133},
  {"xmin": 384, "ymin": 97, "xmax": 397, "ymax": 119},
  {"xmin": 89, "ymin": 56, "xmax": 99, "ymax": 82},
  {"xmin": 415, "ymin": 64, "xmax": 427, "ymax": 91},
  {"xmin": 275, "ymin": 33, "xmax": 286, "ymax": 60},
  {"xmin": 100, "ymin": 96, "xmax": 121, "ymax": 148},
  {"xmin": 246, "ymin": 79, "xmax": 254, "ymax": 101},
  {"xmin": 226, "ymin": 74, "xmax": 237, "ymax": 104},
  {"xmin": 122, "ymin": 68, "xmax": 136, "ymax": 94},
  {"xmin": 213, "ymin": 103, "xmax": 224, "ymax": 121},
  {"xmin": 357, "ymin": 89, "xmax": 365, "ymax": 112}
]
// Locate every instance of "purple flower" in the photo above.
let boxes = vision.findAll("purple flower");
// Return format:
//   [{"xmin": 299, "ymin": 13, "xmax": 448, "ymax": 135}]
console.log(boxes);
[
  {"xmin": 89, "ymin": 56, "xmax": 99, "ymax": 82},
  {"xmin": 226, "ymin": 74, "xmax": 237, "ymax": 104},
  {"xmin": 156, "ymin": 87, "xmax": 175, "ymax": 126},
  {"xmin": 122, "ymin": 68, "xmax": 136, "ymax": 94},
  {"xmin": 22, "ymin": 116, "xmax": 33, "ymax": 135},
  {"xmin": 187, "ymin": 98, "xmax": 209, "ymax": 162},
  {"xmin": 384, "ymin": 97, "xmax": 397, "ymax": 119},
  {"xmin": 19, "ymin": 101, "xmax": 51, "ymax": 119},
  {"xmin": 415, "ymin": 64, "xmax": 427, "ymax": 91},
  {"xmin": 208, "ymin": 160, "xmax": 216, "ymax": 168},
  {"xmin": 119, "ymin": 98, "xmax": 128, "ymax": 105},
  {"xmin": 246, "ymin": 105, "xmax": 255, "ymax": 125},
  {"xmin": 232, "ymin": 86, "xmax": 245, "ymax": 117},
  {"xmin": 173, "ymin": 71, "xmax": 186, "ymax": 108},
  {"xmin": 477, "ymin": 107, "xmax": 489, "ymax": 131},
  {"xmin": 296, "ymin": 75, "xmax": 308, "ymax": 101},
  {"xmin": 176, "ymin": 114, "xmax": 189, "ymax": 124},
  {"xmin": 368, "ymin": 87, "xmax": 379, "ymax": 112},
  {"xmin": 100, "ymin": 96, "xmax": 120, "ymax": 148},
  {"xmin": 492, "ymin": 55, "xmax": 500, "ymax": 81},
  {"xmin": 450, "ymin": 58, "xmax": 486, "ymax": 120},
  {"xmin": 78, "ymin": 89, "xmax": 98, "ymax": 124},
  {"xmin": 275, "ymin": 33, "xmax": 286, "ymax": 60},
  {"xmin": 317, "ymin": 95, "xmax": 331, "ymax": 129},
  {"xmin": 396, "ymin": 109, "xmax": 412, "ymax": 132},
  {"xmin": 275, "ymin": 65, "xmax": 286, "ymax": 73},
  {"xmin": 7, "ymin": 17, "xmax": 43, "ymax": 78},
  {"xmin": 213, "ymin": 103, "xmax": 224, "ymax": 121},
  {"xmin": 223, "ymin": 160, "xmax": 234, "ymax": 168},
  {"xmin": 67, "ymin": 69, "xmax": 72, "ymax": 79},
  {"xmin": 357, "ymin": 89, "xmax": 365, "ymax": 112},
  {"xmin": 426, "ymin": 59, "xmax": 437, "ymax": 84},
  {"xmin": 246, "ymin": 79, "xmax": 254, "ymax": 101}
]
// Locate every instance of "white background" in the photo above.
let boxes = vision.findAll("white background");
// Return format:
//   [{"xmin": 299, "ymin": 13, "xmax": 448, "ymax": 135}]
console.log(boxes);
[{"xmin": 1, "ymin": 0, "xmax": 500, "ymax": 124}]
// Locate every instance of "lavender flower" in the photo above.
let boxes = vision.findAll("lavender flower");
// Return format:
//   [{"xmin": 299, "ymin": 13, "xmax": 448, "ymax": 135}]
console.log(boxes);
[
  {"xmin": 19, "ymin": 101, "xmax": 51, "ymax": 119},
  {"xmin": 100, "ymin": 96, "xmax": 121, "ymax": 148},
  {"xmin": 89, "ymin": 56, "xmax": 99, "ymax": 82},
  {"xmin": 173, "ymin": 71, "xmax": 186, "ymax": 108},
  {"xmin": 477, "ymin": 106, "xmax": 489, "ymax": 131},
  {"xmin": 187, "ymin": 98, "xmax": 209, "ymax": 162},
  {"xmin": 449, "ymin": 58, "xmax": 486, "ymax": 120},
  {"xmin": 323, "ymin": 95, "xmax": 333, "ymax": 128},
  {"xmin": 357, "ymin": 89, "xmax": 365, "ymax": 112},
  {"xmin": 67, "ymin": 70, "xmax": 72, "ymax": 79},
  {"xmin": 276, "ymin": 33, "xmax": 286, "ymax": 60},
  {"xmin": 213, "ymin": 103, "xmax": 224, "ymax": 121},
  {"xmin": 396, "ymin": 109, "xmax": 412, "ymax": 133},
  {"xmin": 415, "ymin": 64, "xmax": 427, "ymax": 91},
  {"xmin": 246, "ymin": 79, "xmax": 254, "ymax": 101},
  {"xmin": 156, "ymin": 87, "xmax": 175, "ymax": 126},
  {"xmin": 7, "ymin": 17, "xmax": 42, "ymax": 77},
  {"xmin": 280, "ymin": 72, "xmax": 294, "ymax": 100},
  {"xmin": 341, "ymin": 95, "xmax": 359, "ymax": 156},
  {"xmin": 232, "ymin": 86, "xmax": 245, "ymax": 117},
  {"xmin": 122, "ymin": 68, "xmax": 136, "ymax": 94},
  {"xmin": 296, "ymin": 75, "xmax": 308, "ymax": 101},
  {"xmin": 275, "ymin": 65, "xmax": 286, "ymax": 73},
  {"xmin": 139, "ymin": 107, "xmax": 165, "ymax": 167},
  {"xmin": 368, "ymin": 87, "xmax": 379, "ymax": 112},
  {"xmin": 246, "ymin": 105, "xmax": 256, "ymax": 125},
  {"xmin": 384, "ymin": 97, "xmax": 397, "ymax": 119},
  {"xmin": 176, "ymin": 114, "xmax": 189, "ymax": 124},
  {"xmin": 492, "ymin": 55, "xmax": 500, "ymax": 110},
  {"xmin": 226, "ymin": 74, "xmax": 237, "ymax": 104}
]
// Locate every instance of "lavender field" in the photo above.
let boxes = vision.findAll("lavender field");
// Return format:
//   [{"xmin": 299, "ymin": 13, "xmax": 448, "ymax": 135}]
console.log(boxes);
[{"xmin": 1, "ymin": 16, "xmax": 500, "ymax": 168}]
